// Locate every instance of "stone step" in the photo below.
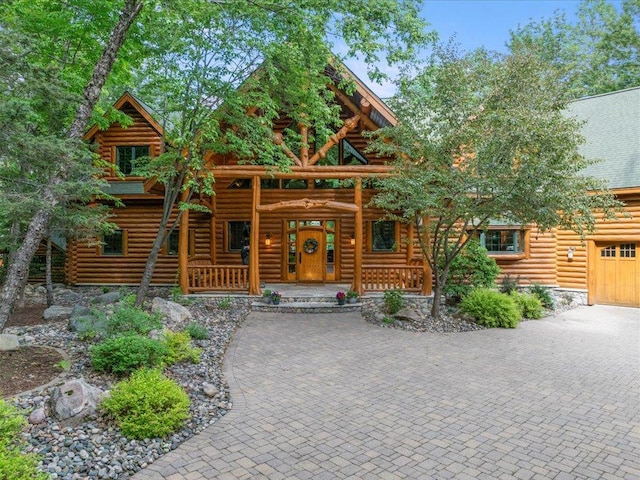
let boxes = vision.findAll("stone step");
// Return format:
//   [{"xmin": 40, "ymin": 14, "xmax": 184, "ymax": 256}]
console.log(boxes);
[{"xmin": 251, "ymin": 301, "xmax": 361, "ymax": 313}]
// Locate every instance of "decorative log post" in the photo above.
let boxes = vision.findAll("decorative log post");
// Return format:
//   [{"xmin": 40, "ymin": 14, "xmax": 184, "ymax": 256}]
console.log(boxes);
[
  {"xmin": 249, "ymin": 175, "xmax": 261, "ymax": 295},
  {"xmin": 179, "ymin": 189, "xmax": 190, "ymax": 294},
  {"xmin": 210, "ymin": 193, "xmax": 216, "ymax": 263},
  {"xmin": 353, "ymin": 178, "xmax": 363, "ymax": 295}
]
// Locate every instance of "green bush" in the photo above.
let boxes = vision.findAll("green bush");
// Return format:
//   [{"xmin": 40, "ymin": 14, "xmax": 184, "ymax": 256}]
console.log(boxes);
[
  {"xmin": 101, "ymin": 368, "xmax": 190, "ymax": 440},
  {"xmin": 511, "ymin": 292, "xmax": 544, "ymax": 319},
  {"xmin": 105, "ymin": 305, "xmax": 162, "ymax": 338},
  {"xmin": 499, "ymin": 273, "xmax": 520, "ymax": 294},
  {"xmin": 529, "ymin": 283, "xmax": 555, "ymax": 309},
  {"xmin": 183, "ymin": 322, "xmax": 209, "ymax": 340},
  {"xmin": 444, "ymin": 239, "xmax": 500, "ymax": 301},
  {"xmin": 460, "ymin": 289, "xmax": 520, "ymax": 328},
  {"xmin": 161, "ymin": 330, "xmax": 201, "ymax": 365},
  {"xmin": 383, "ymin": 289, "xmax": 403, "ymax": 314},
  {"xmin": 90, "ymin": 335, "xmax": 167, "ymax": 376},
  {"xmin": 0, "ymin": 399, "xmax": 47, "ymax": 480}
]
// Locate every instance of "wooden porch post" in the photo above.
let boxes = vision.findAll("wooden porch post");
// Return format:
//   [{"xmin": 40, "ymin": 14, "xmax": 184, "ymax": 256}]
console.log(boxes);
[
  {"xmin": 249, "ymin": 175, "xmax": 261, "ymax": 295},
  {"xmin": 353, "ymin": 178, "xmax": 363, "ymax": 295},
  {"xmin": 407, "ymin": 222, "xmax": 414, "ymax": 263},
  {"xmin": 179, "ymin": 189, "xmax": 190, "ymax": 294},
  {"xmin": 209, "ymin": 193, "xmax": 216, "ymax": 263}
]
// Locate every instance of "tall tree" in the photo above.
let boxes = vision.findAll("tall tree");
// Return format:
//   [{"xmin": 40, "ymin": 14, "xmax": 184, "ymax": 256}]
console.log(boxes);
[
  {"xmin": 0, "ymin": 0, "xmax": 144, "ymax": 331},
  {"xmin": 369, "ymin": 45, "xmax": 621, "ymax": 317},
  {"xmin": 509, "ymin": 0, "xmax": 640, "ymax": 98},
  {"xmin": 128, "ymin": 0, "xmax": 430, "ymax": 303}
]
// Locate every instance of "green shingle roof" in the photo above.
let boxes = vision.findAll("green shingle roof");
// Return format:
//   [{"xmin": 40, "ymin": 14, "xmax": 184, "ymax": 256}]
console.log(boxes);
[{"xmin": 566, "ymin": 87, "xmax": 640, "ymax": 190}]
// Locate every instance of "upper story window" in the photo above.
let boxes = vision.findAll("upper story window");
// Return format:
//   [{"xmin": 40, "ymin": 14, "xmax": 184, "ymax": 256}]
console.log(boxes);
[
  {"xmin": 116, "ymin": 145, "xmax": 150, "ymax": 176},
  {"xmin": 315, "ymin": 137, "xmax": 369, "ymax": 166}
]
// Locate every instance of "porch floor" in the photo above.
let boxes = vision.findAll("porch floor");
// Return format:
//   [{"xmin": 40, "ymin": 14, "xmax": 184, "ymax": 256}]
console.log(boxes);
[{"xmin": 187, "ymin": 283, "xmax": 353, "ymax": 299}]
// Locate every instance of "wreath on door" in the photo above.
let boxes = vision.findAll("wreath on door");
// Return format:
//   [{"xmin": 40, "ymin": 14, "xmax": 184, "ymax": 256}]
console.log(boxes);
[{"xmin": 303, "ymin": 238, "xmax": 319, "ymax": 254}]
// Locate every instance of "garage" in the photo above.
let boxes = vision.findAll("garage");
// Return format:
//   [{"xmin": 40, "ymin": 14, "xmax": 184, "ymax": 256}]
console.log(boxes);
[{"xmin": 591, "ymin": 241, "xmax": 639, "ymax": 307}]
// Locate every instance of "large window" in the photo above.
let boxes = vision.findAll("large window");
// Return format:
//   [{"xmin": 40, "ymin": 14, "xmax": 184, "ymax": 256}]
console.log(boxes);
[
  {"xmin": 116, "ymin": 145, "xmax": 149, "ymax": 176},
  {"xmin": 372, "ymin": 221, "xmax": 396, "ymax": 252},
  {"xmin": 228, "ymin": 221, "xmax": 251, "ymax": 251},
  {"xmin": 101, "ymin": 230, "xmax": 125, "ymax": 256},
  {"xmin": 479, "ymin": 229, "xmax": 526, "ymax": 254},
  {"xmin": 163, "ymin": 229, "xmax": 195, "ymax": 256}
]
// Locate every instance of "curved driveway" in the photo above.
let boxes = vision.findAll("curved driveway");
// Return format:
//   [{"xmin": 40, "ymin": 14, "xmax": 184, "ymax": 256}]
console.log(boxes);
[{"xmin": 135, "ymin": 306, "xmax": 639, "ymax": 479}]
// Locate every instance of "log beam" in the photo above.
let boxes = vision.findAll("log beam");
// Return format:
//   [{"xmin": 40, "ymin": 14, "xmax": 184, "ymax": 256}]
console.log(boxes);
[
  {"xmin": 249, "ymin": 175, "xmax": 261, "ymax": 295},
  {"xmin": 257, "ymin": 198, "xmax": 359, "ymax": 213},
  {"xmin": 272, "ymin": 132, "xmax": 302, "ymax": 167},
  {"xmin": 211, "ymin": 165, "xmax": 394, "ymax": 179},
  {"xmin": 308, "ymin": 115, "xmax": 360, "ymax": 166}
]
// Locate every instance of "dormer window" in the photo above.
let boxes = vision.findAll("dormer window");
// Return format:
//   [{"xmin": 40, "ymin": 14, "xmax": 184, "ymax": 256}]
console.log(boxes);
[{"xmin": 116, "ymin": 145, "xmax": 150, "ymax": 176}]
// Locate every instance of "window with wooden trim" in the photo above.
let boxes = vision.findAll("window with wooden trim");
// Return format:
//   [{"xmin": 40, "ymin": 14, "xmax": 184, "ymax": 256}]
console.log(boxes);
[
  {"xmin": 600, "ymin": 245, "xmax": 616, "ymax": 257},
  {"xmin": 227, "ymin": 221, "xmax": 251, "ymax": 252},
  {"xmin": 162, "ymin": 229, "xmax": 195, "ymax": 256},
  {"xmin": 116, "ymin": 145, "xmax": 149, "ymax": 176},
  {"xmin": 478, "ymin": 229, "xmax": 526, "ymax": 254},
  {"xmin": 371, "ymin": 221, "xmax": 397, "ymax": 252},
  {"xmin": 101, "ymin": 230, "xmax": 127, "ymax": 256}
]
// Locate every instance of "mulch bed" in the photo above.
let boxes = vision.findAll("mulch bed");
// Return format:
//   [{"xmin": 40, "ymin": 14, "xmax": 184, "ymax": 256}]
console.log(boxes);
[{"xmin": 1, "ymin": 304, "xmax": 65, "ymax": 398}]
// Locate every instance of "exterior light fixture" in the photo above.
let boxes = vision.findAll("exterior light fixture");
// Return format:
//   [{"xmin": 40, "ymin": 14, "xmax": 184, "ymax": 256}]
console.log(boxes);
[
  {"xmin": 265, "ymin": 233, "xmax": 271, "ymax": 246},
  {"xmin": 567, "ymin": 247, "xmax": 575, "ymax": 260},
  {"xmin": 350, "ymin": 235, "xmax": 356, "ymax": 246}
]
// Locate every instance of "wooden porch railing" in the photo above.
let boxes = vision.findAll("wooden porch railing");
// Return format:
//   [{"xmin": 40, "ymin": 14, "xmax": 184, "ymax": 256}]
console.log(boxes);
[
  {"xmin": 362, "ymin": 265, "xmax": 424, "ymax": 292},
  {"xmin": 187, "ymin": 264, "xmax": 249, "ymax": 292}
]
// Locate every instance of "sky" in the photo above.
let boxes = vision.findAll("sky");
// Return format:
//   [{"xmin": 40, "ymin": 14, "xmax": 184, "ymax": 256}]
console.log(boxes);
[{"xmin": 346, "ymin": 0, "xmax": 623, "ymax": 97}]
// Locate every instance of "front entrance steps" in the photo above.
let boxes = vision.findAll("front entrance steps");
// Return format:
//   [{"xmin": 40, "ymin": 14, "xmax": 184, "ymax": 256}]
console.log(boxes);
[{"xmin": 252, "ymin": 296, "xmax": 361, "ymax": 313}]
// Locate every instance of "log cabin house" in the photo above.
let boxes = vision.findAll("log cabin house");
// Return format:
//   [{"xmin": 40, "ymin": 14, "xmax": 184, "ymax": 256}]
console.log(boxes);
[
  {"xmin": 65, "ymin": 77, "xmax": 638, "ymax": 307},
  {"xmin": 68, "ymin": 68, "xmax": 431, "ymax": 297}
]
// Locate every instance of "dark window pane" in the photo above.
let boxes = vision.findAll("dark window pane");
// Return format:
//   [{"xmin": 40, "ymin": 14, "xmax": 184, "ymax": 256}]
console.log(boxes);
[
  {"xmin": 282, "ymin": 179, "xmax": 307, "ymax": 189},
  {"xmin": 372, "ymin": 221, "xmax": 395, "ymax": 252},
  {"xmin": 103, "ymin": 231, "xmax": 123, "ymax": 255},
  {"xmin": 228, "ymin": 222, "xmax": 250, "ymax": 251},
  {"xmin": 482, "ymin": 230, "xmax": 524, "ymax": 253},
  {"xmin": 166, "ymin": 230, "xmax": 179, "ymax": 256},
  {"xmin": 116, "ymin": 146, "xmax": 149, "ymax": 176},
  {"xmin": 261, "ymin": 178, "xmax": 280, "ymax": 189},
  {"xmin": 228, "ymin": 178, "xmax": 252, "ymax": 189},
  {"xmin": 620, "ymin": 243, "xmax": 636, "ymax": 258}
]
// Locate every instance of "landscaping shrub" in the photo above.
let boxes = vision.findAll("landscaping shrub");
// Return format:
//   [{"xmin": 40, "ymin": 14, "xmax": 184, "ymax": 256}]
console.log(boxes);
[
  {"xmin": 101, "ymin": 368, "xmax": 190, "ymax": 440},
  {"xmin": 161, "ymin": 330, "xmax": 201, "ymax": 365},
  {"xmin": 105, "ymin": 305, "xmax": 162, "ymax": 338},
  {"xmin": 0, "ymin": 399, "xmax": 47, "ymax": 480},
  {"xmin": 511, "ymin": 292, "xmax": 544, "ymax": 319},
  {"xmin": 90, "ymin": 335, "xmax": 167, "ymax": 376},
  {"xmin": 499, "ymin": 273, "xmax": 520, "ymax": 294},
  {"xmin": 529, "ymin": 283, "xmax": 555, "ymax": 309},
  {"xmin": 444, "ymin": 239, "xmax": 500, "ymax": 301},
  {"xmin": 183, "ymin": 322, "xmax": 209, "ymax": 340},
  {"xmin": 383, "ymin": 289, "xmax": 403, "ymax": 314},
  {"xmin": 460, "ymin": 288, "xmax": 520, "ymax": 328}
]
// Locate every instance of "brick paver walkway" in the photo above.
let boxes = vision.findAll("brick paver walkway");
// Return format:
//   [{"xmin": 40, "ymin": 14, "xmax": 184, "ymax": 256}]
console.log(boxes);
[{"xmin": 134, "ymin": 306, "xmax": 639, "ymax": 479}]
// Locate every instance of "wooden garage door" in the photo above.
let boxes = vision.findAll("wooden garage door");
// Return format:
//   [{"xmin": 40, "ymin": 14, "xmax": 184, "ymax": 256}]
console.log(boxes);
[{"xmin": 593, "ymin": 242, "xmax": 639, "ymax": 307}]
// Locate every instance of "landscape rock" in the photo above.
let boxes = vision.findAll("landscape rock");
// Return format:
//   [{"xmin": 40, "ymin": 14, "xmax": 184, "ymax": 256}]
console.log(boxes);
[
  {"xmin": 202, "ymin": 382, "xmax": 218, "ymax": 398},
  {"xmin": 393, "ymin": 306, "xmax": 423, "ymax": 322},
  {"xmin": 29, "ymin": 407, "xmax": 47, "ymax": 425},
  {"xmin": 151, "ymin": 297, "xmax": 192, "ymax": 326},
  {"xmin": 43, "ymin": 306, "xmax": 73, "ymax": 322},
  {"xmin": 55, "ymin": 289, "xmax": 82, "ymax": 304},
  {"xmin": 0, "ymin": 333, "xmax": 20, "ymax": 351},
  {"xmin": 49, "ymin": 378, "xmax": 105, "ymax": 425},
  {"xmin": 91, "ymin": 291, "xmax": 121, "ymax": 305}
]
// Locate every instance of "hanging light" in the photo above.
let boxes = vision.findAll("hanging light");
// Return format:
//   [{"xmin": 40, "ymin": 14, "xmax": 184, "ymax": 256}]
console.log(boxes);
[{"xmin": 265, "ymin": 233, "xmax": 272, "ymax": 246}]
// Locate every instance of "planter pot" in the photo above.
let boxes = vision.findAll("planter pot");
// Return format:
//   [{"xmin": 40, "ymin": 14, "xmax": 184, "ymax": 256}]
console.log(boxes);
[
  {"xmin": 337, "ymin": 299, "xmax": 346, "ymax": 306},
  {"xmin": 347, "ymin": 297, "xmax": 358, "ymax": 304},
  {"xmin": 272, "ymin": 298, "xmax": 281, "ymax": 305},
  {"xmin": 263, "ymin": 296, "xmax": 272, "ymax": 304}
]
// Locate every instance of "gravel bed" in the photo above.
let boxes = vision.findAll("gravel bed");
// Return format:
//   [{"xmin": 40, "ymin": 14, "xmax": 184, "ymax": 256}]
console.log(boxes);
[{"xmin": 6, "ymin": 289, "xmax": 249, "ymax": 480}]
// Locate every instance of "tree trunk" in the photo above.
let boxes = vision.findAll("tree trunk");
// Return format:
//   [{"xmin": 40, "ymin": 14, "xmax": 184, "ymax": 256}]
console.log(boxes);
[
  {"xmin": 45, "ymin": 236, "xmax": 54, "ymax": 307},
  {"xmin": 430, "ymin": 283, "xmax": 443, "ymax": 319},
  {"xmin": 0, "ymin": 0, "xmax": 144, "ymax": 332},
  {"xmin": 135, "ymin": 225, "xmax": 170, "ymax": 307}
]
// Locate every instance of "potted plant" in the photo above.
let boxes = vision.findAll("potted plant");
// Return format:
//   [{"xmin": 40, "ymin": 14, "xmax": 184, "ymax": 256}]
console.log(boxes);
[
  {"xmin": 336, "ymin": 291, "xmax": 346, "ymax": 305},
  {"xmin": 271, "ymin": 291, "xmax": 282, "ymax": 305},
  {"xmin": 262, "ymin": 289, "xmax": 272, "ymax": 304},
  {"xmin": 346, "ymin": 290, "xmax": 359, "ymax": 304}
]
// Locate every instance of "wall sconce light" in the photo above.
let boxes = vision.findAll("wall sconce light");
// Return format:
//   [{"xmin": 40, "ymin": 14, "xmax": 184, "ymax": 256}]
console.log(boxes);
[
  {"xmin": 567, "ymin": 247, "xmax": 575, "ymax": 260},
  {"xmin": 265, "ymin": 233, "xmax": 271, "ymax": 246},
  {"xmin": 350, "ymin": 235, "xmax": 356, "ymax": 246}
]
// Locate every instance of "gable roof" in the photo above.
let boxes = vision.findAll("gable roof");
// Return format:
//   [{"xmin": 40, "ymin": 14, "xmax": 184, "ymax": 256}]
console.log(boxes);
[
  {"xmin": 566, "ymin": 86, "xmax": 640, "ymax": 190},
  {"xmin": 83, "ymin": 91, "xmax": 164, "ymax": 141}
]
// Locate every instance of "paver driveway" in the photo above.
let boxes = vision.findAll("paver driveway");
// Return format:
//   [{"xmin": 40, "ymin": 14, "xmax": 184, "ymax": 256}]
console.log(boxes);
[{"xmin": 134, "ymin": 306, "xmax": 639, "ymax": 479}]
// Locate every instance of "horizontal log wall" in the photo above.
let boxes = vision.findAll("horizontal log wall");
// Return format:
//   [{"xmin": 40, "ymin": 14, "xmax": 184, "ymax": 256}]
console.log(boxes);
[
  {"xmin": 68, "ymin": 203, "xmax": 210, "ymax": 285},
  {"xmin": 556, "ymin": 195, "xmax": 640, "ymax": 289},
  {"xmin": 494, "ymin": 227, "xmax": 557, "ymax": 286}
]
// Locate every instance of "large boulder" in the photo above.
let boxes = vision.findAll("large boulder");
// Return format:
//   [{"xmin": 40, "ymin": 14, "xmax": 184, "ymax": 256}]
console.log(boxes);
[
  {"xmin": 43, "ymin": 305, "xmax": 73, "ymax": 322},
  {"xmin": 91, "ymin": 291, "xmax": 121, "ymax": 305},
  {"xmin": 151, "ymin": 297, "xmax": 192, "ymax": 326},
  {"xmin": 0, "ymin": 334, "xmax": 19, "ymax": 351},
  {"xmin": 54, "ymin": 288, "xmax": 82, "ymax": 304},
  {"xmin": 68, "ymin": 305, "xmax": 105, "ymax": 337},
  {"xmin": 49, "ymin": 378, "xmax": 105, "ymax": 426},
  {"xmin": 393, "ymin": 306, "xmax": 423, "ymax": 323}
]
